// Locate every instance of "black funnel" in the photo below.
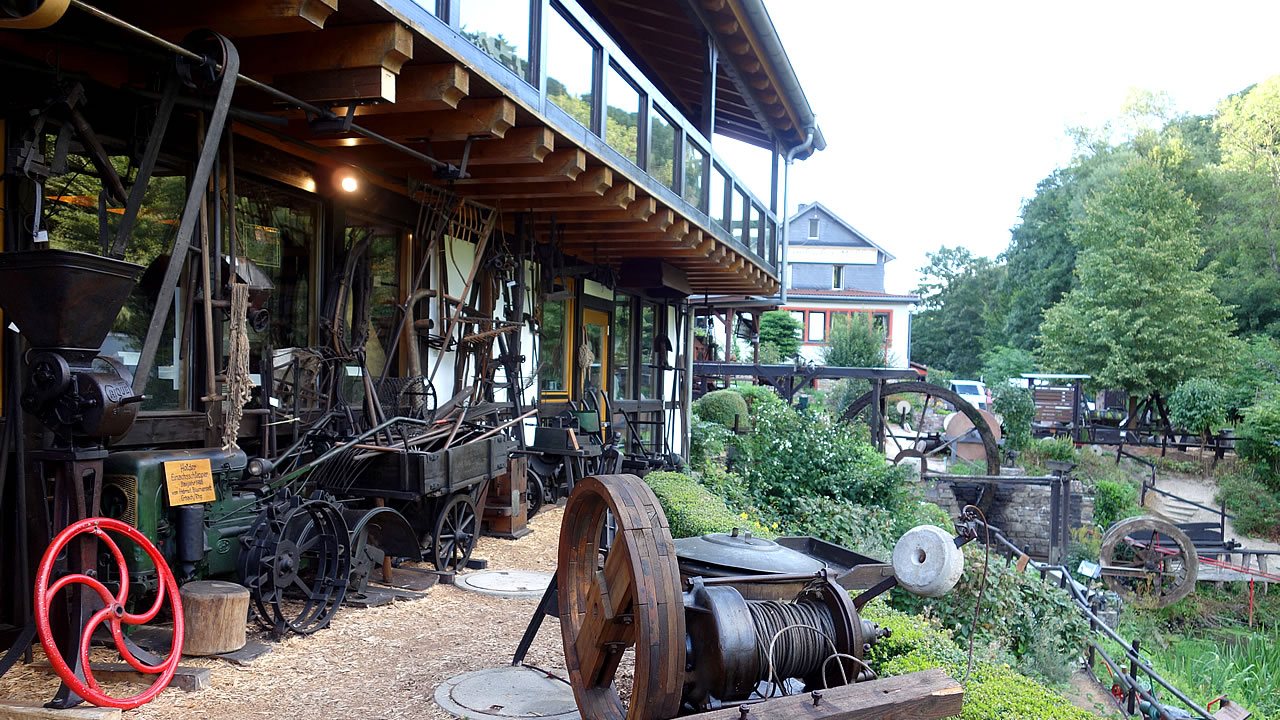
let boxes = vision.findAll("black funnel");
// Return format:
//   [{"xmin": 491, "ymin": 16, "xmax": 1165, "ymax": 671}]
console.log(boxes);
[{"xmin": 0, "ymin": 249, "xmax": 143, "ymax": 360}]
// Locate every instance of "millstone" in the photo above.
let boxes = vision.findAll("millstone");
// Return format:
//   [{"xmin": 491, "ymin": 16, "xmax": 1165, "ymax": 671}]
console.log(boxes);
[
  {"xmin": 435, "ymin": 666, "xmax": 580, "ymax": 720},
  {"xmin": 454, "ymin": 570, "xmax": 552, "ymax": 598}
]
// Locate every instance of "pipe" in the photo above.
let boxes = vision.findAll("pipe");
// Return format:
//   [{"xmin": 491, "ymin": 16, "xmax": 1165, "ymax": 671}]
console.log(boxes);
[
  {"xmin": 779, "ymin": 127, "xmax": 816, "ymax": 305},
  {"xmin": 67, "ymin": 0, "xmax": 449, "ymax": 171}
]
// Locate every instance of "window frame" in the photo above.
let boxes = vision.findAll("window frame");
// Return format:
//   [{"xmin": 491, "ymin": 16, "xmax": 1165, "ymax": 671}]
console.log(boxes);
[
  {"xmin": 832, "ymin": 265, "xmax": 843, "ymax": 290},
  {"xmin": 807, "ymin": 216, "xmax": 819, "ymax": 239}
]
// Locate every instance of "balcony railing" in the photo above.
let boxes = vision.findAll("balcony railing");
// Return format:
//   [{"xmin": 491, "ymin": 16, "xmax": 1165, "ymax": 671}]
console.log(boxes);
[{"xmin": 386, "ymin": 0, "xmax": 780, "ymax": 275}]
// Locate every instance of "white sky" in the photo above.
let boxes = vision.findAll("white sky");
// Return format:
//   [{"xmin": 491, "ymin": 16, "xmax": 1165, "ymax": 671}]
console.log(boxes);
[{"xmin": 715, "ymin": 0, "xmax": 1280, "ymax": 295}]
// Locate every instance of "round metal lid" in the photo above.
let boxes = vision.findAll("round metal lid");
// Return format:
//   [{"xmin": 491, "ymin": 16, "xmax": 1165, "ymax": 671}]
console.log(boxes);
[{"xmin": 674, "ymin": 530, "xmax": 826, "ymax": 575}]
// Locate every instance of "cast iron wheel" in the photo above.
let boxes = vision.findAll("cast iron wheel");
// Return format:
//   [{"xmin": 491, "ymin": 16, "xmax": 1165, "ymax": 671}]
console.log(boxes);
[
  {"xmin": 527, "ymin": 475, "xmax": 545, "ymax": 519},
  {"xmin": 239, "ymin": 497, "xmax": 350, "ymax": 634},
  {"xmin": 559, "ymin": 474, "xmax": 684, "ymax": 720},
  {"xmin": 840, "ymin": 380, "xmax": 1001, "ymax": 475},
  {"xmin": 1100, "ymin": 516, "xmax": 1198, "ymax": 608},
  {"xmin": 432, "ymin": 494, "xmax": 478, "ymax": 572}
]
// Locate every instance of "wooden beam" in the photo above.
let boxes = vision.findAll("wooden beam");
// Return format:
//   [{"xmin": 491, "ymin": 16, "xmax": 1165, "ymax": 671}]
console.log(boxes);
[
  {"xmin": 354, "ymin": 63, "xmax": 470, "ymax": 114},
  {"xmin": 452, "ymin": 149, "xmax": 585, "ymax": 184},
  {"xmin": 690, "ymin": 670, "xmax": 961, "ymax": 720},
  {"xmin": 559, "ymin": 208, "xmax": 674, "ymax": 236},
  {"xmin": 273, "ymin": 67, "xmax": 396, "ymax": 104},
  {"xmin": 551, "ymin": 197, "xmax": 657, "ymax": 224},
  {"xmin": 309, "ymin": 98, "xmax": 515, "ymax": 143},
  {"xmin": 456, "ymin": 166, "xmax": 610, "ymax": 199},
  {"xmin": 137, "ymin": 0, "xmax": 337, "ymax": 38},
  {"xmin": 496, "ymin": 180, "xmax": 633, "ymax": 211},
  {"xmin": 238, "ymin": 23, "xmax": 414, "ymax": 77}
]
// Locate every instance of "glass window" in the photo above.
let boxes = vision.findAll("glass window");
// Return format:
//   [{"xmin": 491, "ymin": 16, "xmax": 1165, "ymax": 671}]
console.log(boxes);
[
  {"xmin": 605, "ymin": 65, "xmax": 641, "ymax": 165},
  {"xmin": 649, "ymin": 107, "xmax": 677, "ymax": 191},
  {"xmin": 612, "ymin": 295, "xmax": 633, "ymax": 399},
  {"xmin": 235, "ymin": 180, "xmax": 316, "ymax": 354},
  {"xmin": 44, "ymin": 150, "xmax": 187, "ymax": 410},
  {"xmin": 750, "ymin": 206, "xmax": 762, "ymax": 255},
  {"xmin": 789, "ymin": 310, "xmax": 805, "ymax": 329},
  {"xmin": 639, "ymin": 303, "xmax": 657, "ymax": 399},
  {"xmin": 710, "ymin": 166, "xmax": 728, "ymax": 228},
  {"xmin": 808, "ymin": 312, "xmax": 826, "ymax": 342},
  {"xmin": 833, "ymin": 265, "xmax": 843, "ymax": 290},
  {"xmin": 459, "ymin": 0, "xmax": 531, "ymax": 82},
  {"xmin": 684, "ymin": 142, "xmax": 706, "ymax": 210},
  {"xmin": 342, "ymin": 223, "xmax": 400, "ymax": 379},
  {"xmin": 545, "ymin": 8, "xmax": 595, "ymax": 129},
  {"xmin": 732, "ymin": 188, "xmax": 746, "ymax": 243},
  {"xmin": 767, "ymin": 219, "xmax": 777, "ymax": 265},
  {"xmin": 873, "ymin": 311, "xmax": 890, "ymax": 333},
  {"xmin": 808, "ymin": 217, "xmax": 819, "ymax": 239},
  {"xmin": 538, "ymin": 279, "xmax": 573, "ymax": 395}
]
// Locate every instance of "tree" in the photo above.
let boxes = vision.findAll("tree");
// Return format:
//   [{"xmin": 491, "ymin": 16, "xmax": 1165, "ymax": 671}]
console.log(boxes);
[
  {"xmin": 758, "ymin": 310, "xmax": 801, "ymax": 360},
  {"xmin": 1038, "ymin": 160, "xmax": 1233, "ymax": 397},
  {"xmin": 980, "ymin": 346, "xmax": 1035, "ymax": 385},
  {"xmin": 823, "ymin": 314, "xmax": 886, "ymax": 368},
  {"xmin": 911, "ymin": 247, "xmax": 1004, "ymax": 377}
]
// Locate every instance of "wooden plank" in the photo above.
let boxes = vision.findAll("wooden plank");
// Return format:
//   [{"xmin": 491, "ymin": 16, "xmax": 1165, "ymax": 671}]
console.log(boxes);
[
  {"xmin": 354, "ymin": 63, "xmax": 470, "ymax": 113},
  {"xmin": 690, "ymin": 669, "xmax": 962, "ymax": 720},
  {"xmin": 31, "ymin": 662, "xmax": 210, "ymax": 692},
  {"xmin": 456, "ymin": 166, "xmax": 611, "ymax": 199},
  {"xmin": 135, "ymin": 0, "xmax": 337, "ymax": 39},
  {"xmin": 553, "ymin": 197, "xmax": 658, "ymax": 223},
  {"xmin": 0, "ymin": 700, "xmax": 121, "ymax": 720},
  {"xmin": 452, "ymin": 149, "xmax": 586, "ymax": 184},
  {"xmin": 500, "ymin": 181, "xmax": 634, "ymax": 211},
  {"xmin": 238, "ymin": 23, "xmax": 414, "ymax": 76},
  {"xmin": 332, "ymin": 126, "xmax": 554, "ymax": 167},
  {"xmin": 313, "ymin": 98, "xmax": 515, "ymax": 142},
  {"xmin": 273, "ymin": 66, "xmax": 396, "ymax": 104}
]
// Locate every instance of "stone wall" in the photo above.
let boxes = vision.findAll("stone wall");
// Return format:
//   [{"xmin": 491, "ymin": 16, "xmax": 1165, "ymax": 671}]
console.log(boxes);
[{"xmin": 917, "ymin": 476, "xmax": 1095, "ymax": 560}]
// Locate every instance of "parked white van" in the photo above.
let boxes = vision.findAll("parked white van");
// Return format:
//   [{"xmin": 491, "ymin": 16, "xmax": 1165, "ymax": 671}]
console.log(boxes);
[{"xmin": 949, "ymin": 379, "xmax": 989, "ymax": 410}]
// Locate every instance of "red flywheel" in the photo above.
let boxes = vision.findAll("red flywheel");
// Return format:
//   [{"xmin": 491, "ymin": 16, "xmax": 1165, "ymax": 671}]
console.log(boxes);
[{"xmin": 34, "ymin": 517, "xmax": 184, "ymax": 709}]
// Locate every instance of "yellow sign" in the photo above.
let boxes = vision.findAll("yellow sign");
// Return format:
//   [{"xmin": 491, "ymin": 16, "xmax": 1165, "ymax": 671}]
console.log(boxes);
[{"xmin": 164, "ymin": 458, "xmax": 216, "ymax": 506}]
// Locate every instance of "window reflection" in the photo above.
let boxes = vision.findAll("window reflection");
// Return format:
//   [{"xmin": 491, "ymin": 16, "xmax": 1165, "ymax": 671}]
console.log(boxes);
[
  {"xmin": 684, "ymin": 142, "xmax": 706, "ymax": 210},
  {"xmin": 538, "ymin": 279, "xmax": 572, "ymax": 395},
  {"xmin": 751, "ymin": 206, "xmax": 762, "ymax": 255},
  {"xmin": 639, "ymin": 303, "xmax": 656, "ymax": 399},
  {"xmin": 546, "ymin": 8, "xmax": 595, "ymax": 128},
  {"xmin": 649, "ymin": 107, "xmax": 677, "ymax": 191},
  {"xmin": 711, "ymin": 166, "xmax": 728, "ymax": 228},
  {"xmin": 459, "ymin": 0, "xmax": 531, "ymax": 82},
  {"xmin": 342, "ymin": 223, "xmax": 400, "ymax": 379},
  {"xmin": 612, "ymin": 295, "xmax": 633, "ymax": 399},
  {"xmin": 605, "ymin": 65, "xmax": 641, "ymax": 165},
  {"xmin": 732, "ymin": 188, "xmax": 746, "ymax": 243}
]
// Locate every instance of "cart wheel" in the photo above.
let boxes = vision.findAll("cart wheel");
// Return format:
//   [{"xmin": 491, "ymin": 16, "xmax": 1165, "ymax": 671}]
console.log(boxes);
[
  {"xmin": 1100, "ymin": 516, "xmax": 1198, "ymax": 608},
  {"xmin": 527, "ymin": 475, "xmax": 545, "ymax": 519},
  {"xmin": 432, "ymin": 495, "xmax": 478, "ymax": 573}
]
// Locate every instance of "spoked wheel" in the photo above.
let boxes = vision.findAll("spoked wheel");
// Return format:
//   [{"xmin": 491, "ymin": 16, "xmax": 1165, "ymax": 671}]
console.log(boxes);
[
  {"xmin": 527, "ymin": 475, "xmax": 545, "ymax": 519},
  {"xmin": 559, "ymin": 474, "xmax": 684, "ymax": 720},
  {"xmin": 1100, "ymin": 516, "xmax": 1199, "ymax": 608},
  {"xmin": 840, "ymin": 380, "xmax": 1001, "ymax": 474},
  {"xmin": 239, "ymin": 497, "xmax": 350, "ymax": 634},
  {"xmin": 432, "ymin": 494, "xmax": 478, "ymax": 573},
  {"xmin": 35, "ymin": 518, "xmax": 184, "ymax": 709}
]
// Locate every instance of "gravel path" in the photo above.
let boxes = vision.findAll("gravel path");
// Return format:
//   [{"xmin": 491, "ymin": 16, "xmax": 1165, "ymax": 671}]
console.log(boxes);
[{"xmin": 0, "ymin": 506, "xmax": 570, "ymax": 719}]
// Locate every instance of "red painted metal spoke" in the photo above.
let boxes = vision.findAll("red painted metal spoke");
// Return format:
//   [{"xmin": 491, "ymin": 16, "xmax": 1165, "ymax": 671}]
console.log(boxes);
[{"xmin": 35, "ymin": 517, "xmax": 185, "ymax": 709}]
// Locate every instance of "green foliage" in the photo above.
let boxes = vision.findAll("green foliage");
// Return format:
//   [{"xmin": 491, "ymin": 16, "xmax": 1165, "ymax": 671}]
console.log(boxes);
[
  {"xmin": 822, "ymin": 313, "xmax": 886, "ymax": 368},
  {"xmin": 1168, "ymin": 378, "xmax": 1229, "ymax": 437},
  {"xmin": 689, "ymin": 417, "xmax": 733, "ymax": 471},
  {"xmin": 981, "ymin": 346, "xmax": 1036, "ymax": 385},
  {"xmin": 693, "ymin": 389, "xmax": 750, "ymax": 430},
  {"xmin": 1022, "ymin": 435, "xmax": 1079, "ymax": 464},
  {"xmin": 925, "ymin": 366, "xmax": 955, "ymax": 390},
  {"xmin": 1216, "ymin": 468, "xmax": 1280, "ymax": 538},
  {"xmin": 1237, "ymin": 395, "xmax": 1280, "ymax": 486},
  {"xmin": 733, "ymin": 401, "xmax": 912, "ymax": 517},
  {"xmin": 1092, "ymin": 479, "xmax": 1140, "ymax": 530},
  {"xmin": 824, "ymin": 378, "xmax": 868, "ymax": 419},
  {"xmin": 861, "ymin": 604, "xmax": 1102, "ymax": 720},
  {"xmin": 992, "ymin": 385, "xmax": 1035, "ymax": 450},
  {"xmin": 1038, "ymin": 160, "xmax": 1234, "ymax": 396},
  {"xmin": 758, "ymin": 310, "xmax": 802, "ymax": 359},
  {"xmin": 890, "ymin": 544, "xmax": 1089, "ymax": 684},
  {"xmin": 1221, "ymin": 335, "xmax": 1280, "ymax": 418},
  {"xmin": 913, "ymin": 247, "xmax": 1006, "ymax": 377},
  {"xmin": 642, "ymin": 471, "xmax": 775, "ymax": 539},
  {"xmin": 730, "ymin": 383, "xmax": 785, "ymax": 415}
]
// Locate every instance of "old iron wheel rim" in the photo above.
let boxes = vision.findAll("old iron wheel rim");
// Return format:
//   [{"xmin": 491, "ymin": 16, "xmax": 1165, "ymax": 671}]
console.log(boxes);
[
  {"xmin": 558, "ymin": 474, "xmax": 684, "ymax": 720},
  {"xmin": 527, "ymin": 475, "xmax": 545, "ymax": 518},
  {"xmin": 840, "ymin": 380, "xmax": 1001, "ymax": 475},
  {"xmin": 432, "ymin": 494, "xmax": 478, "ymax": 572},
  {"xmin": 1100, "ymin": 516, "xmax": 1198, "ymax": 608},
  {"xmin": 240, "ymin": 498, "xmax": 350, "ymax": 633}
]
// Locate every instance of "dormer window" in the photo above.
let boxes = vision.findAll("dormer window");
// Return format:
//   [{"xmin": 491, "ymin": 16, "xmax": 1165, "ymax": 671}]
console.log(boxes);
[
  {"xmin": 807, "ymin": 217, "xmax": 819, "ymax": 239},
  {"xmin": 832, "ymin": 265, "xmax": 843, "ymax": 290}
]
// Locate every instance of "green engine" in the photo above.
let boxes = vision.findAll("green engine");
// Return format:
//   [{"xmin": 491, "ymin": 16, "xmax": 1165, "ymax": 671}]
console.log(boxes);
[{"xmin": 101, "ymin": 447, "xmax": 259, "ymax": 594}]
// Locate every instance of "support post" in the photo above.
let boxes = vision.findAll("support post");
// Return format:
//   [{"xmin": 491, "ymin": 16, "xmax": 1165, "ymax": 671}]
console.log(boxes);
[
  {"xmin": 1127, "ymin": 639, "xmax": 1140, "ymax": 716},
  {"xmin": 871, "ymin": 378, "xmax": 884, "ymax": 453}
]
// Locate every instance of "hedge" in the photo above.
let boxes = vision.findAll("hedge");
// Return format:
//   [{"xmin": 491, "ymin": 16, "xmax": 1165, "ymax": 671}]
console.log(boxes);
[
  {"xmin": 694, "ymin": 389, "xmax": 750, "ymax": 429},
  {"xmin": 643, "ymin": 471, "xmax": 774, "ymax": 539}
]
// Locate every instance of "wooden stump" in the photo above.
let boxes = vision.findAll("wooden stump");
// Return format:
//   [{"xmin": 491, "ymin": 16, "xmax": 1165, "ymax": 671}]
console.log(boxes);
[{"xmin": 180, "ymin": 580, "xmax": 250, "ymax": 656}]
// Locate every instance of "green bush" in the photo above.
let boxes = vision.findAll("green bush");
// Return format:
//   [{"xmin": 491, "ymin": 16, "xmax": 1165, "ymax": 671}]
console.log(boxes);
[
  {"xmin": 730, "ymin": 383, "xmax": 784, "ymax": 415},
  {"xmin": 1216, "ymin": 468, "xmax": 1280, "ymax": 539},
  {"xmin": 992, "ymin": 385, "xmax": 1035, "ymax": 451},
  {"xmin": 693, "ymin": 389, "xmax": 750, "ymax": 429},
  {"xmin": 1022, "ymin": 435, "xmax": 1078, "ymax": 465},
  {"xmin": 925, "ymin": 367, "xmax": 955, "ymax": 390},
  {"xmin": 1092, "ymin": 478, "xmax": 1140, "ymax": 530},
  {"xmin": 690, "ymin": 417, "xmax": 733, "ymax": 471},
  {"xmin": 758, "ymin": 310, "xmax": 802, "ymax": 359},
  {"xmin": 1168, "ymin": 378, "xmax": 1229, "ymax": 440},
  {"xmin": 980, "ymin": 346, "xmax": 1035, "ymax": 386},
  {"xmin": 862, "ymin": 604, "xmax": 1102, "ymax": 720},
  {"xmin": 822, "ymin": 313, "xmax": 886, "ymax": 368},
  {"xmin": 1237, "ymin": 396, "xmax": 1280, "ymax": 489},
  {"xmin": 643, "ymin": 471, "xmax": 775, "ymax": 539}
]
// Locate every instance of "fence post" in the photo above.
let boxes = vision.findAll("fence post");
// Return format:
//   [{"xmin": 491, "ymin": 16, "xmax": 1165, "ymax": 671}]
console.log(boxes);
[
  {"xmin": 1220, "ymin": 500, "xmax": 1227, "ymax": 540},
  {"xmin": 1049, "ymin": 477, "xmax": 1062, "ymax": 564},
  {"xmin": 1086, "ymin": 600, "xmax": 1097, "ymax": 669},
  {"xmin": 1127, "ymin": 639, "xmax": 1140, "ymax": 716}
]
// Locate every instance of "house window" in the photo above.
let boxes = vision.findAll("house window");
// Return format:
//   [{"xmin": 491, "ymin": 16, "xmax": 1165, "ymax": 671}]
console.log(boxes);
[
  {"xmin": 545, "ymin": 7, "xmax": 596, "ymax": 129},
  {"xmin": 872, "ymin": 311, "xmax": 890, "ymax": 334},
  {"xmin": 807, "ymin": 217, "xmax": 819, "ymax": 239},
  {"xmin": 832, "ymin": 265, "xmax": 843, "ymax": 290},
  {"xmin": 538, "ymin": 278, "xmax": 574, "ymax": 397},
  {"xmin": 808, "ymin": 312, "xmax": 826, "ymax": 342}
]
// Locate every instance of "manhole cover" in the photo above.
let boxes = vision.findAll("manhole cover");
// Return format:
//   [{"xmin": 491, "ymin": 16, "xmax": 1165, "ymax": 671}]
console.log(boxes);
[
  {"xmin": 435, "ymin": 666, "xmax": 579, "ymax": 720},
  {"xmin": 455, "ymin": 570, "xmax": 552, "ymax": 598}
]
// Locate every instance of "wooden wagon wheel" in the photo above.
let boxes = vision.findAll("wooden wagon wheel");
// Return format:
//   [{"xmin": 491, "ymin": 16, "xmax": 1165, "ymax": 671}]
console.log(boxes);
[
  {"xmin": 840, "ymin": 380, "xmax": 1001, "ymax": 475},
  {"xmin": 1100, "ymin": 516, "xmax": 1198, "ymax": 608},
  {"xmin": 558, "ymin": 474, "xmax": 684, "ymax": 720},
  {"xmin": 432, "ymin": 494, "xmax": 478, "ymax": 573}
]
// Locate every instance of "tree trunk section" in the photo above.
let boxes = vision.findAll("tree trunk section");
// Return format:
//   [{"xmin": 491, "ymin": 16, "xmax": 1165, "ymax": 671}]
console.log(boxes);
[{"xmin": 180, "ymin": 580, "xmax": 250, "ymax": 656}]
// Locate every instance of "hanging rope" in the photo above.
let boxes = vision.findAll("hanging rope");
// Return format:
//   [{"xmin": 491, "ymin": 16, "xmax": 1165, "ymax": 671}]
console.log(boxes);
[{"xmin": 222, "ymin": 282, "xmax": 253, "ymax": 449}]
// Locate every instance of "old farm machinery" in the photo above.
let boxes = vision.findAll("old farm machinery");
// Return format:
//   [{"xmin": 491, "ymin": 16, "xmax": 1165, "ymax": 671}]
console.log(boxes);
[{"xmin": 527, "ymin": 473, "xmax": 975, "ymax": 719}]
